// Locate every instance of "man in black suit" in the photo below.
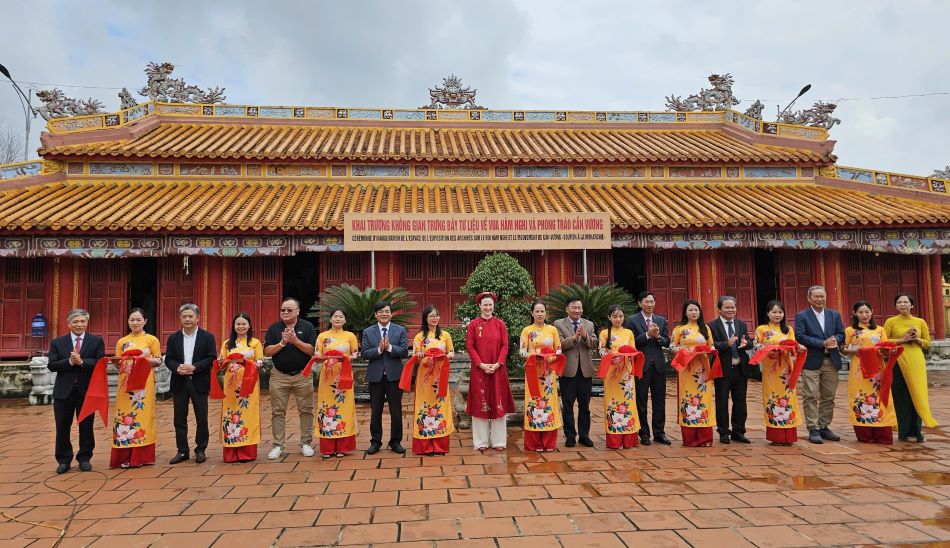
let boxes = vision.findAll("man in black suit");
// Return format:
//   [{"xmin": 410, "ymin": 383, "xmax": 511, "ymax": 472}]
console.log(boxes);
[
  {"xmin": 360, "ymin": 302, "xmax": 410, "ymax": 455},
  {"xmin": 164, "ymin": 303, "xmax": 217, "ymax": 464},
  {"xmin": 710, "ymin": 296, "xmax": 755, "ymax": 444},
  {"xmin": 48, "ymin": 309, "xmax": 105, "ymax": 474},
  {"xmin": 625, "ymin": 291, "xmax": 671, "ymax": 446}
]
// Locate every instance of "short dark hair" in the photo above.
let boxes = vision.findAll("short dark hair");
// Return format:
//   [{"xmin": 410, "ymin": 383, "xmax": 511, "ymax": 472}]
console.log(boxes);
[
  {"xmin": 638, "ymin": 291, "xmax": 655, "ymax": 302},
  {"xmin": 717, "ymin": 295, "xmax": 737, "ymax": 309},
  {"xmin": 894, "ymin": 292, "xmax": 916, "ymax": 306},
  {"xmin": 565, "ymin": 296, "xmax": 582, "ymax": 307},
  {"xmin": 281, "ymin": 298, "xmax": 301, "ymax": 309},
  {"xmin": 374, "ymin": 301, "xmax": 392, "ymax": 312}
]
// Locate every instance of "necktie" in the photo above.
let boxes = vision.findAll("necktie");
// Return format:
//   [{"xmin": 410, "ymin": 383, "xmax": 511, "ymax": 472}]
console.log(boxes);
[
  {"xmin": 646, "ymin": 316, "xmax": 652, "ymax": 329},
  {"xmin": 381, "ymin": 327, "xmax": 388, "ymax": 339},
  {"xmin": 726, "ymin": 321, "xmax": 739, "ymax": 358},
  {"xmin": 74, "ymin": 336, "xmax": 82, "ymax": 353},
  {"xmin": 572, "ymin": 321, "xmax": 579, "ymax": 333}
]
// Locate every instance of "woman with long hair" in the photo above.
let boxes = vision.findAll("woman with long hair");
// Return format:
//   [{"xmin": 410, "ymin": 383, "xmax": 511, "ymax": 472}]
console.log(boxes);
[
  {"xmin": 597, "ymin": 305, "xmax": 641, "ymax": 449},
  {"xmin": 752, "ymin": 300, "xmax": 805, "ymax": 445},
  {"xmin": 519, "ymin": 300, "xmax": 564, "ymax": 452},
  {"xmin": 312, "ymin": 309, "xmax": 360, "ymax": 458},
  {"xmin": 213, "ymin": 312, "xmax": 263, "ymax": 462},
  {"xmin": 402, "ymin": 305, "xmax": 455, "ymax": 455},
  {"xmin": 884, "ymin": 293, "xmax": 938, "ymax": 442},
  {"xmin": 466, "ymin": 292, "xmax": 514, "ymax": 452},
  {"xmin": 670, "ymin": 300, "xmax": 720, "ymax": 447},
  {"xmin": 842, "ymin": 301, "xmax": 895, "ymax": 443}
]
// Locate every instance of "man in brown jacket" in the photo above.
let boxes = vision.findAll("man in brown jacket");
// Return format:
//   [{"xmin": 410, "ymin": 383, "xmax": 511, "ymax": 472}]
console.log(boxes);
[{"xmin": 554, "ymin": 297, "xmax": 598, "ymax": 447}]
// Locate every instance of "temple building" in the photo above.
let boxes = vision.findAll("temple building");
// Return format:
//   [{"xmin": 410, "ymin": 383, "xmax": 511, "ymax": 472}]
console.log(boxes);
[{"xmin": 1, "ymin": 78, "xmax": 948, "ymax": 357}]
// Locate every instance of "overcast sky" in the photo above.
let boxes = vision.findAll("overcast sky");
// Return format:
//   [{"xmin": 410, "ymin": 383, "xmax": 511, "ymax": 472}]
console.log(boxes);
[{"xmin": 1, "ymin": 1, "xmax": 947, "ymax": 175}]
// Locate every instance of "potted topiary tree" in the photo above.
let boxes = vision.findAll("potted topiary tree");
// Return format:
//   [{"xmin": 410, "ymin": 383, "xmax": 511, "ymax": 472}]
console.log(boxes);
[{"xmin": 453, "ymin": 253, "xmax": 535, "ymax": 427}]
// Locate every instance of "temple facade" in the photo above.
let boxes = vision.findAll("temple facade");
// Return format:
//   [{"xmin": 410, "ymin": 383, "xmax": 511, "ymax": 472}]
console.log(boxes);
[{"xmin": 1, "ymin": 93, "xmax": 948, "ymax": 358}]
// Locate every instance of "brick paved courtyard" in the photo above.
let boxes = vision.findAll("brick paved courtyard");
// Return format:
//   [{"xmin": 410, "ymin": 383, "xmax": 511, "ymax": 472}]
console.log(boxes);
[{"xmin": 2, "ymin": 373, "xmax": 950, "ymax": 547}]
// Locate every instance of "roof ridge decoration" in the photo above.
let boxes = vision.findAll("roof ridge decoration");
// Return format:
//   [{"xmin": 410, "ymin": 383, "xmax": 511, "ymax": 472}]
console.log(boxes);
[{"xmin": 421, "ymin": 75, "xmax": 483, "ymax": 110}]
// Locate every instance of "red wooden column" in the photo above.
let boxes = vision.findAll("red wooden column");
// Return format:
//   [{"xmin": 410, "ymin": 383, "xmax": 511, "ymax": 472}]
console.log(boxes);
[
  {"xmin": 51, "ymin": 258, "xmax": 83, "ymax": 337},
  {"xmin": 546, "ymin": 250, "xmax": 571, "ymax": 289},
  {"xmin": 692, "ymin": 250, "xmax": 717, "ymax": 313},
  {"xmin": 821, "ymin": 250, "xmax": 845, "ymax": 312},
  {"xmin": 928, "ymin": 254, "xmax": 945, "ymax": 338},
  {"xmin": 201, "ymin": 256, "xmax": 226, "ymax": 338}
]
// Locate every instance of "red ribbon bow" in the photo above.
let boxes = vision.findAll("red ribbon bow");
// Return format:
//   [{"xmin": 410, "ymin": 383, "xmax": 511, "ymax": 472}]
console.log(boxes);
[
  {"xmin": 858, "ymin": 341, "xmax": 904, "ymax": 407},
  {"xmin": 524, "ymin": 347, "xmax": 566, "ymax": 399},
  {"xmin": 78, "ymin": 349, "xmax": 151, "ymax": 426},
  {"xmin": 211, "ymin": 352, "xmax": 259, "ymax": 400},
  {"xmin": 400, "ymin": 347, "xmax": 450, "ymax": 398},
  {"xmin": 598, "ymin": 344, "xmax": 645, "ymax": 380},
  {"xmin": 671, "ymin": 344, "xmax": 723, "ymax": 380},
  {"xmin": 303, "ymin": 349, "xmax": 353, "ymax": 390},
  {"xmin": 750, "ymin": 338, "xmax": 807, "ymax": 389}
]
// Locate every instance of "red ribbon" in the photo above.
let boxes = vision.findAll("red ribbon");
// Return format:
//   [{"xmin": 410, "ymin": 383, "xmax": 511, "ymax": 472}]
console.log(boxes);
[
  {"xmin": 78, "ymin": 349, "xmax": 149, "ymax": 426},
  {"xmin": 671, "ymin": 344, "xmax": 722, "ymax": 380},
  {"xmin": 303, "ymin": 349, "xmax": 353, "ymax": 390},
  {"xmin": 598, "ymin": 344, "xmax": 645, "ymax": 380},
  {"xmin": 211, "ymin": 352, "xmax": 259, "ymax": 400},
  {"xmin": 400, "ymin": 347, "xmax": 450, "ymax": 398},
  {"xmin": 750, "ymin": 338, "xmax": 807, "ymax": 390},
  {"xmin": 858, "ymin": 341, "xmax": 904, "ymax": 407},
  {"xmin": 524, "ymin": 347, "xmax": 566, "ymax": 399}
]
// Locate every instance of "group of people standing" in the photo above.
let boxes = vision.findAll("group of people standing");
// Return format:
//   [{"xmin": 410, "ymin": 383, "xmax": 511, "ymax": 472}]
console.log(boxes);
[{"xmin": 48, "ymin": 285, "xmax": 936, "ymax": 474}]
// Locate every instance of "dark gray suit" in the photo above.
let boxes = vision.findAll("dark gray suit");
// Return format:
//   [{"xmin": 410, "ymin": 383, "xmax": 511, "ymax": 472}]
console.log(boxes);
[
  {"xmin": 48, "ymin": 332, "xmax": 105, "ymax": 465},
  {"xmin": 361, "ymin": 323, "xmax": 410, "ymax": 446},
  {"xmin": 625, "ymin": 313, "xmax": 670, "ymax": 439},
  {"xmin": 710, "ymin": 317, "xmax": 753, "ymax": 436}
]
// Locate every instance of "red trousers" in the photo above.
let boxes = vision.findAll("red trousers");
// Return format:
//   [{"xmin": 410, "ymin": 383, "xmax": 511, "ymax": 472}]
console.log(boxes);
[
  {"xmin": 766, "ymin": 427, "xmax": 798, "ymax": 444},
  {"xmin": 412, "ymin": 436, "xmax": 451, "ymax": 455},
  {"xmin": 854, "ymin": 426, "xmax": 893, "ymax": 444},
  {"xmin": 524, "ymin": 430, "xmax": 558, "ymax": 451},
  {"xmin": 319, "ymin": 435, "xmax": 357, "ymax": 456},
  {"xmin": 606, "ymin": 433, "xmax": 639, "ymax": 449},
  {"xmin": 223, "ymin": 444, "xmax": 258, "ymax": 463},
  {"xmin": 109, "ymin": 444, "xmax": 155, "ymax": 468},
  {"xmin": 681, "ymin": 426, "xmax": 713, "ymax": 447}
]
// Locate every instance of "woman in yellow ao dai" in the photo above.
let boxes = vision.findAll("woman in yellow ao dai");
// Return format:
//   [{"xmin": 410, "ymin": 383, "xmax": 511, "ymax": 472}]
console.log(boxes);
[
  {"xmin": 520, "ymin": 301, "xmax": 563, "ymax": 452},
  {"xmin": 754, "ymin": 300, "xmax": 804, "ymax": 445},
  {"xmin": 218, "ymin": 313, "xmax": 264, "ymax": 462},
  {"xmin": 111, "ymin": 308, "xmax": 162, "ymax": 468},
  {"xmin": 314, "ymin": 309, "xmax": 360, "ymax": 458},
  {"xmin": 670, "ymin": 300, "xmax": 717, "ymax": 447},
  {"xmin": 598, "ymin": 305, "xmax": 640, "ymax": 449},
  {"xmin": 843, "ymin": 301, "xmax": 895, "ymax": 444},
  {"xmin": 409, "ymin": 305, "xmax": 455, "ymax": 455}
]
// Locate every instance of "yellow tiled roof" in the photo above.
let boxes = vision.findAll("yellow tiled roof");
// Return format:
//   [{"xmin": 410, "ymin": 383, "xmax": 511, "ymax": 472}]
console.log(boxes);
[
  {"xmin": 0, "ymin": 179, "xmax": 944, "ymax": 232},
  {"xmin": 41, "ymin": 124, "xmax": 829, "ymax": 164}
]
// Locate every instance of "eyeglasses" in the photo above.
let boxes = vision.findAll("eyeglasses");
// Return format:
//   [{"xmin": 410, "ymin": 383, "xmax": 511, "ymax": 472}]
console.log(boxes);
[{"xmin": 279, "ymin": 308, "xmax": 297, "ymax": 313}]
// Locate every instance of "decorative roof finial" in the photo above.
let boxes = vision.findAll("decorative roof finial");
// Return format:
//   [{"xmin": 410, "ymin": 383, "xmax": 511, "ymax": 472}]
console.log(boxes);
[
  {"xmin": 665, "ymin": 73, "xmax": 741, "ymax": 112},
  {"xmin": 933, "ymin": 166, "xmax": 950, "ymax": 179},
  {"xmin": 35, "ymin": 89, "xmax": 104, "ymax": 120},
  {"xmin": 777, "ymin": 101, "xmax": 841, "ymax": 129},
  {"xmin": 422, "ymin": 74, "xmax": 483, "ymax": 110},
  {"xmin": 138, "ymin": 62, "xmax": 226, "ymax": 104}
]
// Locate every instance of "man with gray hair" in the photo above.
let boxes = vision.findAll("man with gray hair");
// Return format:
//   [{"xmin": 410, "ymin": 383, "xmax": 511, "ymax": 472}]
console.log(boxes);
[
  {"xmin": 794, "ymin": 286, "xmax": 845, "ymax": 444},
  {"xmin": 165, "ymin": 304, "xmax": 218, "ymax": 464},
  {"xmin": 48, "ymin": 309, "xmax": 105, "ymax": 474}
]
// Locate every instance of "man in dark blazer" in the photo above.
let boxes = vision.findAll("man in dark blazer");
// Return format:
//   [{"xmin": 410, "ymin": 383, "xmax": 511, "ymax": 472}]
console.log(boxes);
[
  {"xmin": 554, "ymin": 297, "xmax": 598, "ymax": 447},
  {"xmin": 794, "ymin": 285, "xmax": 846, "ymax": 444},
  {"xmin": 47, "ymin": 309, "xmax": 105, "ymax": 474},
  {"xmin": 360, "ymin": 301, "xmax": 409, "ymax": 455},
  {"xmin": 164, "ymin": 303, "xmax": 217, "ymax": 464},
  {"xmin": 710, "ymin": 296, "xmax": 755, "ymax": 444},
  {"xmin": 625, "ymin": 291, "xmax": 671, "ymax": 445}
]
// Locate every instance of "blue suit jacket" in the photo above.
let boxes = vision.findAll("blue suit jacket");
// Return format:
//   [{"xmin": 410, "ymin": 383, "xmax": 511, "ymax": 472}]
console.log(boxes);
[
  {"xmin": 793, "ymin": 308, "xmax": 846, "ymax": 370},
  {"xmin": 360, "ymin": 323, "xmax": 409, "ymax": 383}
]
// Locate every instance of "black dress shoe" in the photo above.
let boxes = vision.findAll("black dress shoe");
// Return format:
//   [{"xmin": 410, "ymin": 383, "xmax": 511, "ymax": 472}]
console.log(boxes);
[
  {"xmin": 639, "ymin": 436, "xmax": 652, "ymax": 446},
  {"xmin": 366, "ymin": 442, "xmax": 382, "ymax": 455},
  {"xmin": 564, "ymin": 438, "xmax": 576, "ymax": 447},
  {"xmin": 56, "ymin": 463, "xmax": 70, "ymax": 474},
  {"xmin": 78, "ymin": 461, "xmax": 92, "ymax": 472},
  {"xmin": 731, "ymin": 434, "xmax": 751, "ymax": 444},
  {"xmin": 195, "ymin": 452, "xmax": 207, "ymax": 464},
  {"xmin": 654, "ymin": 434, "xmax": 672, "ymax": 445},
  {"xmin": 719, "ymin": 434, "xmax": 731, "ymax": 444},
  {"xmin": 578, "ymin": 437, "xmax": 595, "ymax": 448},
  {"xmin": 808, "ymin": 429, "xmax": 823, "ymax": 444},
  {"xmin": 818, "ymin": 428, "xmax": 840, "ymax": 442},
  {"xmin": 389, "ymin": 442, "xmax": 406, "ymax": 454},
  {"xmin": 169, "ymin": 453, "xmax": 189, "ymax": 464}
]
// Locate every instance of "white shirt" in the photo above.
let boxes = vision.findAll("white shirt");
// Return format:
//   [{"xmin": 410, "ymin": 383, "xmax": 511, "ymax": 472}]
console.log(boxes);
[
  {"xmin": 811, "ymin": 307, "xmax": 826, "ymax": 332},
  {"xmin": 182, "ymin": 329, "xmax": 198, "ymax": 364}
]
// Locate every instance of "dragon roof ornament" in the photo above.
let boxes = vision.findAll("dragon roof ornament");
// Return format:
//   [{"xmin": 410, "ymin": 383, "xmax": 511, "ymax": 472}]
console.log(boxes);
[
  {"xmin": 421, "ymin": 74, "xmax": 483, "ymax": 110},
  {"xmin": 934, "ymin": 166, "xmax": 950, "ymax": 179},
  {"xmin": 777, "ymin": 101, "xmax": 841, "ymax": 130}
]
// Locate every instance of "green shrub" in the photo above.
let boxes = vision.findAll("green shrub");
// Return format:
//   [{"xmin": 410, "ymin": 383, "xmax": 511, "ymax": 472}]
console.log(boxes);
[
  {"xmin": 308, "ymin": 284, "xmax": 416, "ymax": 340},
  {"xmin": 454, "ymin": 253, "xmax": 536, "ymax": 370},
  {"xmin": 542, "ymin": 283, "xmax": 637, "ymax": 334}
]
